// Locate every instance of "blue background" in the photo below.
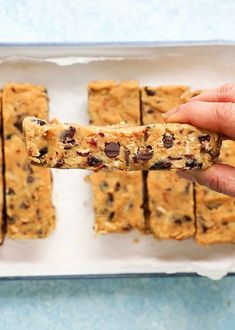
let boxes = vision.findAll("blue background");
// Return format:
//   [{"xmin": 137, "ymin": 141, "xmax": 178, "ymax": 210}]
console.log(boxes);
[{"xmin": 0, "ymin": 1, "xmax": 235, "ymax": 329}]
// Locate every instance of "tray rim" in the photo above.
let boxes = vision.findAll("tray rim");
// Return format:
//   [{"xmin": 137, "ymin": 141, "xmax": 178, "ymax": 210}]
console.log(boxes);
[{"xmin": 0, "ymin": 39, "xmax": 234, "ymax": 280}]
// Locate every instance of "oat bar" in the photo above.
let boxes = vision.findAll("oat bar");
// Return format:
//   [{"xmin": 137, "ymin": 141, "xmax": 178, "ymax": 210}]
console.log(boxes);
[
  {"xmin": 23, "ymin": 118, "xmax": 221, "ymax": 171},
  {"xmin": 142, "ymin": 85, "xmax": 195, "ymax": 239},
  {"xmin": 141, "ymin": 85, "xmax": 191, "ymax": 124},
  {"xmin": 89, "ymin": 171, "xmax": 145, "ymax": 233},
  {"xmin": 88, "ymin": 80, "xmax": 140, "ymax": 125},
  {"xmin": 3, "ymin": 84, "xmax": 55, "ymax": 239},
  {"xmin": 88, "ymin": 80, "xmax": 144, "ymax": 233},
  {"xmin": 0, "ymin": 94, "xmax": 4, "ymax": 243},
  {"xmin": 196, "ymin": 140, "xmax": 235, "ymax": 244}
]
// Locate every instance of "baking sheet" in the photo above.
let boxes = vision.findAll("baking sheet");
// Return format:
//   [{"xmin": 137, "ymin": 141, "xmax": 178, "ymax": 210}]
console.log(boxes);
[{"xmin": 0, "ymin": 44, "xmax": 235, "ymax": 280}]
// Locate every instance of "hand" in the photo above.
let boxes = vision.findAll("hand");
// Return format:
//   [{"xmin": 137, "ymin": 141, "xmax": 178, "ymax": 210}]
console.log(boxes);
[{"xmin": 164, "ymin": 83, "xmax": 235, "ymax": 197}]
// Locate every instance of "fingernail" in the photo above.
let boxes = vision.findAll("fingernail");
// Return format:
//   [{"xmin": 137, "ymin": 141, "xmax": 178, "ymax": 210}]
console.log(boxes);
[
  {"xmin": 162, "ymin": 108, "xmax": 178, "ymax": 119},
  {"xmin": 176, "ymin": 170, "xmax": 197, "ymax": 182}
]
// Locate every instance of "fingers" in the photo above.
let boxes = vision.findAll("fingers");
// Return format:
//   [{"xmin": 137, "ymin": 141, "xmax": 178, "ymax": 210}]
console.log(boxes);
[
  {"xmin": 164, "ymin": 100, "xmax": 235, "ymax": 139},
  {"xmin": 189, "ymin": 83, "xmax": 235, "ymax": 103},
  {"xmin": 177, "ymin": 163, "xmax": 235, "ymax": 197}
]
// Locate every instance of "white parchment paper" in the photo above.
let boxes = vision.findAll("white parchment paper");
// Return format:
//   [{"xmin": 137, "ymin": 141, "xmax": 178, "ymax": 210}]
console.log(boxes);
[{"xmin": 0, "ymin": 45, "xmax": 234, "ymax": 280}]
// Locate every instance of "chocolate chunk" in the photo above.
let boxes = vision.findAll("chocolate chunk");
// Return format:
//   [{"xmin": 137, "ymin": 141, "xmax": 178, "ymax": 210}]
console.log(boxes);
[
  {"xmin": 185, "ymin": 159, "xmax": 202, "ymax": 169},
  {"xmin": 32, "ymin": 118, "xmax": 47, "ymax": 126},
  {"xmin": 124, "ymin": 149, "xmax": 130, "ymax": 166},
  {"xmin": 108, "ymin": 211, "xmax": 115, "ymax": 221},
  {"xmin": 36, "ymin": 147, "xmax": 48, "ymax": 159},
  {"xmin": 162, "ymin": 133, "xmax": 175, "ymax": 148},
  {"xmin": 137, "ymin": 146, "xmax": 153, "ymax": 161},
  {"xmin": 168, "ymin": 156, "xmax": 183, "ymax": 160},
  {"xmin": 27, "ymin": 176, "xmax": 35, "ymax": 184},
  {"xmin": 115, "ymin": 182, "xmax": 121, "ymax": 192},
  {"xmin": 60, "ymin": 126, "xmax": 76, "ymax": 143},
  {"xmin": 149, "ymin": 160, "xmax": 172, "ymax": 170},
  {"xmin": 145, "ymin": 87, "xmax": 156, "ymax": 96},
  {"xmin": 104, "ymin": 142, "xmax": 120, "ymax": 158},
  {"xmin": 87, "ymin": 156, "xmax": 103, "ymax": 167},
  {"xmin": 198, "ymin": 134, "xmax": 211, "ymax": 143}
]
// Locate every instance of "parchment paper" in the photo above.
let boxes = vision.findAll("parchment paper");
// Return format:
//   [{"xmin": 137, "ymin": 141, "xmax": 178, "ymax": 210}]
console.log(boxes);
[{"xmin": 0, "ymin": 45, "xmax": 234, "ymax": 280}]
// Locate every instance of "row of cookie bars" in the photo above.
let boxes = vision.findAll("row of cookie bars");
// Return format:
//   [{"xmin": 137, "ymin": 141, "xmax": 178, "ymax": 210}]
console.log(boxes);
[
  {"xmin": 88, "ymin": 81, "xmax": 235, "ymax": 244},
  {"xmin": 0, "ymin": 83, "xmax": 55, "ymax": 242}
]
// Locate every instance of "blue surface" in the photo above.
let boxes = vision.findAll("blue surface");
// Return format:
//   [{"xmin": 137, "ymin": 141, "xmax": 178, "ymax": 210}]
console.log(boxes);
[{"xmin": 1, "ymin": 0, "xmax": 235, "ymax": 329}]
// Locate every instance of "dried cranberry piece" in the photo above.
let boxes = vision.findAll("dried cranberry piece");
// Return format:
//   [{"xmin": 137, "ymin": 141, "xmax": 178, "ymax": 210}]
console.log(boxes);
[
  {"xmin": 104, "ymin": 142, "xmax": 120, "ymax": 158},
  {"xmin": 98, "ymin": 132, "xmax": 105, "ymax": 137},
  {"xmin": 149, "ymin": 160, "xmax": 172, "ymax": 170},
  {"xmin": 162, "ymin": 133, "xmax": 175, "ymax": 148}
]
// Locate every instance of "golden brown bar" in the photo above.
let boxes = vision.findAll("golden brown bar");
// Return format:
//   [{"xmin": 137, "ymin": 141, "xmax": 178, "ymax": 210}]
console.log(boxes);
[
  {"xmin": 3, "ymin": 84, "xmax": 55, "ymax": 239},
  {"xmin": 0, "ymin": 94, "xmax": 4, "ymax": 243},
  {"xmin": 196, "ymin": 140, "xmax": 235, "ymax": 244},
  {"xmin": 88, "ymin": 80, "xmax": 144, "ymax": 233},
  {"xmin": 142, "ymin": 85, "xmax": 195, "ymax": 239}
]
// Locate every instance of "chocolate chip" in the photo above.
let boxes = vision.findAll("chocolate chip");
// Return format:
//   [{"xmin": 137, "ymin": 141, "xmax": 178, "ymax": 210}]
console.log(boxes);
[
  {"xmin": 7, "ymin": 187, "xmax": 15, "ymax": 195},
  {"xmin": 99, "ymin": 181, "xmax": 109, "ymax": 192},
  {"xmin": 108, "ymin": 211, "xmax": 115, "ymax": 221},
  {"xmin": 98, "ymin": 132, "xmax": 105, "ymax": 137},
  {"xmin": 162, "ymin": 133, "xmax": 175, "ymax": 148},
  {"xmin": 20, "ymin": 202, "xmax": 30, "ymax": 209},
  {"xmin": 13, "ymin": 114, "xmax": 25, "ymax": 132},
  {"xmin": 198, "ymin": 134, "xmax": 211, "ymax": 143},
  {"xmin": 6, "ymin": 134, "xmax": 12, "ymax": 140},
  {"xmin": 145, "ymin": 87, "xmax": 156, "ymax": 96},
  {"xmin": 185, "ymin": 159, "xmax": 202, "ymax": 169},
  {"xmin": 173, "ymin": 215, "xmax": 192, "ymax": 225},
  {"xmin": 27, "ymin": 176, "xmax": 35, "ymax": 184},
  {"xmin": 60, "ymin": 126, "xmax": 76, "ymax": 143},
  {"xmin": 87, "ymin": 156, "xmax": 103, "ymax": 167},
  {"xmin": 147, "ymin": 108, "xmax": 155, "ymax": 114},
  {"xmin": 115, "ymin": 182, "xmax": 121, "ymax": 191},
  {"xmin": 32, "ymin": 118, "xmax": 47, "ymax": 126},
  {"xmin": 104, "ymin": 142, "xmax": 120, "ymax": 158},
  {"xmin": 7, "ymin": 215, "xmax": 16, "ymax": 224},
  {"xmin": 55, "ymin": 157, "xmax": 65, "ymax": 168},
  {"xmin": 206, "ymin": 201, "xmax": 222, "ymax": 210},
  {"xmin": 185, "ymin": 154, "xmax": 194, "ymax": 159},
  {"xmin": 137, "ymin": 146, "xmax": 153, "ymax": 161},
  {"xmin": 106, "ymin": 192, "xmax": 114, "ymax": 205},
  {"xmin": 124, "ymin": 149, "xmax": 130, "ymax": 166},
  {"xmin": 168, "ymin": 156, "xmax": 183, "ymax": 160},
  {"xmin": 123, "ymin": 224, "xmax": 132, "ymax": 231},
  {"xmin": 149, "ymin": 160, "xmax": 172, "ymax": 170},
  {"xmin": 36, "ymin": 147, "xmax": 48, "ymax": 159}
]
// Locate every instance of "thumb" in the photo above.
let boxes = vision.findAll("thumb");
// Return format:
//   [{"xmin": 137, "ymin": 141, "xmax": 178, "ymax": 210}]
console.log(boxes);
[{"xmin": 177, "ymin": 163, "xmax": 235, "ymax": 197}]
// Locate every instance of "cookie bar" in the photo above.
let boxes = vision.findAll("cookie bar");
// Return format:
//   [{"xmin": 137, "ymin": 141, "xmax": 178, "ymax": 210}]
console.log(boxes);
[
  {"xmin": 88, "ymin": 80, "xmax": 140, "ymax": 125},
  {"xmin": 3, "ymin": 84, "xmax": 56, "ymax": 239},
  {"xmin": 23, "ymin": 118, "xmax": 221, "ymax": 171},
  {"xmin": 142, "ymin": 85, "xmax": 195, "ymax": 239},
  {"xmin": 141, "ymin": 85, "xmax": 191, "ymax": 124},
  {"xmin": 88, "ymin": 80, "xmax": 144, "ymax": 233},
  {"xmin": 148, "ymin": 172, "xmax": 194, "ymax": 239},
  {"xmin": 0, "ymin": 94, "xmax": 4, "ymax": 243},
  {"xmin": 196, "ymin": 140, "xmax": 235, "ymax": 244},
  {"xmin": 89, "ymin": 171, "xmax": 145, "ymax": 233}
]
